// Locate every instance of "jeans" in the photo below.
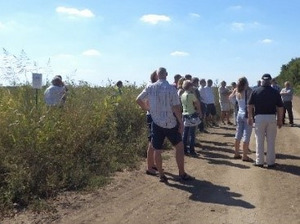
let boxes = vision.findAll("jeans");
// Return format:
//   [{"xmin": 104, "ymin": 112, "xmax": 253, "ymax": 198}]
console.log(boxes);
[
  {"xmin": 183, "ymin": 126, "xmax": 196, "ymax": 152},
  {"xmin": 235, "ymin": 113, "xmax": 253, "ymax": 143},
  {"xmin": 254, "ymin": 115, "xmax": 277, "ymax": 165}
]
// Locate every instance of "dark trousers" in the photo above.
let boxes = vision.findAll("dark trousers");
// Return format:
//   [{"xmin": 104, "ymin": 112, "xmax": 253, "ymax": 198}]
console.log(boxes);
[{"xmin": 283, "ymin": 101, "xmax": 294, "ymax": 124}]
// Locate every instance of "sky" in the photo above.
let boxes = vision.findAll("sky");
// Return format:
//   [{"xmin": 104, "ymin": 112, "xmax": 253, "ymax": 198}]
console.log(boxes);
[{"xmin": 1, "ymin": 0, "xmax": 300, "ymax": 87}]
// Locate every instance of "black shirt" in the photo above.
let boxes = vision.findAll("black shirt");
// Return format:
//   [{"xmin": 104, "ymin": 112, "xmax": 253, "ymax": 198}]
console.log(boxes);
[{"xmin": 248, "ymin": 85, "xmax": 283, "ymax": 115}]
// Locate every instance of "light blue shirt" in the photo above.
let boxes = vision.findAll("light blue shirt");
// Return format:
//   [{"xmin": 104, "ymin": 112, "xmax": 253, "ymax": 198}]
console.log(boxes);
[{"xmin": 44, "ymin": 85, "xmax": 65, "ymax": 106}]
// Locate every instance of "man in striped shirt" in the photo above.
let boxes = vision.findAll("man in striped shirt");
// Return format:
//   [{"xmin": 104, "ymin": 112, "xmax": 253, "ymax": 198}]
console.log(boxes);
[{"xmin": 136, "ymin": 67, "xmax": 194, "ymax": 182}]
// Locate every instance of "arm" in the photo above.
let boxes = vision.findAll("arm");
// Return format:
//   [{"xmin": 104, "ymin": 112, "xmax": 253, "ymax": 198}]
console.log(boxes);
[
  {"xmin": 276, "ymin": 106, "xmax": 284, "ymax": 128},
  {"xmin": 193, "ymin": 99, "xmax": 202, "ymax": 117},
  {"xmin": 172, "ymin": 104, "xmax": 184, "ymax": 134},
  {"xmin": 136, "ymin": 98, "xmax": 149, "ymax": 111},
  {"xmin": 229, "ymin": 88, "xmax": 237, "ymax": 99},
  {"xmin": 247, "ymin": 104, "xmax": 254, "ymax": 126}
]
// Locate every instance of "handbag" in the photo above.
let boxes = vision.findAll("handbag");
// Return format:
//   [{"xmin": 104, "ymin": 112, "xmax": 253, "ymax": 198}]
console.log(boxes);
[{"xmin": 183, "ymin": 114, "xmax": 202, "ymax": 127}]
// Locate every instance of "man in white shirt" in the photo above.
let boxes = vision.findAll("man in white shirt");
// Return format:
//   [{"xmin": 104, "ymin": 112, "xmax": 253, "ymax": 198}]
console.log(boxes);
[
  {"xmin": 44, "ymin": 76, "xmax": 66, "ymax": 106},
  {"xmin": 204, "ymin": 79, "xmax": 218, "ymax": 127},
  {"xmin": 136, "ymin": 67, "xmax": 194, "ymax": 182}
]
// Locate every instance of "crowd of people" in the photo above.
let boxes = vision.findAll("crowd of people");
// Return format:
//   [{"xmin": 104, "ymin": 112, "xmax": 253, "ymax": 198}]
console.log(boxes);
[{"xmin": 136, "ymin": 67, "xmax": 295, "ymax": 183}]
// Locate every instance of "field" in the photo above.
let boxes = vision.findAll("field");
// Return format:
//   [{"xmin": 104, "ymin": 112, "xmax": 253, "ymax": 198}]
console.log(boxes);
[{"xmin": 1, "ymin": 86, "xmax": 300, "ymax": 224}]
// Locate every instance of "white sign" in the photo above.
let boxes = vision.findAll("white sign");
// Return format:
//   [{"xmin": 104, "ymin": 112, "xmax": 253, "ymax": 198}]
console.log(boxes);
[{"xmin": 32, "ymin": 73, "xmax": 42, "ymax": 89}]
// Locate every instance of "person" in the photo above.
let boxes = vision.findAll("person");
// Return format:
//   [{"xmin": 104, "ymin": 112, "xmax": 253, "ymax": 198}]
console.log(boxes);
[
  {"xmin": 198, "ymin": 79, "xmax": 208, "ymax": 132},
  {"xmin": 185, "ymin": 74, "xmax": 192, "ymax": 80},
  {"xmin": 230, "ymin": 82, "xmax": 238, "ymax": 125},
  {"xmin": 44, "ymin": 76, "xmax": 66, "ymax": 106},
  {"xmin": 191, "ymin": 77, "xmax": 205, "ymax": 134},
  {"xmin": 280, "ymin": 81, "xmax": 294, "ymax": 126},
  {"xmin": 177, "ymin": 77, "xmax": 186, "ymax": 97},
  {"xmin": 271, "ymin": 78, "xmax": 281, "ymax": 92},
  {"xmin": 145, "ymin": 71, "xmax": 158, "ymax": 176},
  {"xmin": 172, "ymin": 74, "xmax": 181, "ymax": 88},
  {"xmin": 230, "ymin": 77, "xmax": 253, "ymax": 162},
  {"xmin": 253, "ymin": 80, "xmax": 261, "ymax": 90},
  {"xmin": 56, "ymin": 75, "xmax": 68, "ymax": 103},
  {"xmin": 181, "ymin": 80, "xmax": 202, "ymax": 157},
  {"xmin": 248, "ymin": 74, "xmax": 284, "ymax": 168},
  {"xmin": 136, "ymin": 67, "xmax": 195, "ymax": 182},
  {"xmin": 218, "ymin": 81, "xmax": 233, "ymax": 125},
  {"xmin": 116, "ymin": 80, "xmax": 123, "ymax": 95},
  {"xmin": 205, "ymin": 79, "xmax": 217, "ymax": 127}
]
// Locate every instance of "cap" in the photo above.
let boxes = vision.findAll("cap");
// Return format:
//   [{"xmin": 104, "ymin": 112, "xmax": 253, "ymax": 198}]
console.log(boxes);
[{"xmin": 261, "ymin": 73, "xmax": 272, "ymax": 81}]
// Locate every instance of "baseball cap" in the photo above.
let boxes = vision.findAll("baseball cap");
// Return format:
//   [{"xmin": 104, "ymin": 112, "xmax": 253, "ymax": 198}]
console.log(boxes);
[{"xmin": 261, "ymin": 73, "xmax": 272, "ymax": 81}]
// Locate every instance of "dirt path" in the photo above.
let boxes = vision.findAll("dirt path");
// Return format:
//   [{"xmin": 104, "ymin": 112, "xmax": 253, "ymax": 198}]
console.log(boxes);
[{"xmin": 2, "ymin": 98, "xmax": 300, "ymax": 224}]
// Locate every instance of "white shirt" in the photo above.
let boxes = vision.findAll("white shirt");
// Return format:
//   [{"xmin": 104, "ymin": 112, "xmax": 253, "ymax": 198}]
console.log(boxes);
[
  {"xmin": 199, "ymin": 86, "xmax": 206, "ymax": 103},
  {"xmin": 137, "ymin": 79, "xmax": 180, "ymax": 128},
  {"xmin": 44, "ymin": 85, "xmax": 65, "ymax": 106},
  {"xmin": 204, "ymin": 86, "xmax": 215, "ymax": 104}
]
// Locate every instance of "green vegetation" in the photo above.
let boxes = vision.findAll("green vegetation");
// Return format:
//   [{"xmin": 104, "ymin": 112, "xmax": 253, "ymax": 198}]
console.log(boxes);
[
  {"xmin": 0, "ymin": 84, "xmax": 148, "ymax": 214},
  {"xmin": 276, "ymin": 57, "xmax": 300, "ymax": 94}
]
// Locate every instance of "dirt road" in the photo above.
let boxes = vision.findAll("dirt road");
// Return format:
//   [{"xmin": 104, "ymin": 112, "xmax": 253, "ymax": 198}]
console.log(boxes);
[{"xmin": 2, "ymin": 98, "xmax": 300, "ymax": 224}]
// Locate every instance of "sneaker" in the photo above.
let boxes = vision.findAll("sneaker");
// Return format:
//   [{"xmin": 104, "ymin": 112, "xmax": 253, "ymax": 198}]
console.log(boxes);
[
  {"xmin": 179, "ymin": 173, "xmax": 195, "ymax": 181},
  {"xmin": 159, "ymin": 175, "xmax": 168, "ymax": 183},
  {"xmin": 189, "ymin": 151, "xmax": 198, "ymax": 157},
  {"xmin": 267, "ymin": 163, "xmax": 276, "ymax": 169},
  {"xmin": 253, "ymin": 163, "xmax": 264, "ymax": 168}
]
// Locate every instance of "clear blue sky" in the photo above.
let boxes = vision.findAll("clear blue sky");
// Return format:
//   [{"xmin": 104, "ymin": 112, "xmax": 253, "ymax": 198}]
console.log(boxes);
[{"xmin": 1, "ymin": 0, "xmax": 300, "ymax": 86}]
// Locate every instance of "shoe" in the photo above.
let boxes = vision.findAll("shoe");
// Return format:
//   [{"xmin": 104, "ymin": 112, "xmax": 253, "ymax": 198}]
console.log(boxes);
[
  {"xmin": 146, "ymin": 170, "xmax": 157, "ymax": 176},
  {"xmin": 212, "ymin": 122, "xmax": 219, "ymax": 127},
  {"xmin": 203, "ymin": 130, "xmax": 209, "ymax": 133},
  {"xmin": 159, "ymin": 175, "xmax": 168, "ymax": 183},
  {"xmin": 179, "ymin": 173, "xmax": 195, "ymax": 181},
  {"xmin": 227, "ymin": 121, "xmax": 233, "ymax": 125},
  {"xmin": 267, "ymin": 164, "xmax": 276, "ymax": 169},
  {"xmin": 184, "ymin": 150, "xmax": 189, "ymax": 156},
  {"xmin": 290, "ymin": 124, "xmax": 294, "ymax": 127},
  {"xmin": 242, "ymin": 157, "xmax": 254, "ymax": 162},
  {"xmin": 253, "ymin": 163, "xmax": 264, "ymax": 167},
  {"xmin": 233, "ymin": 154, "xmax": 242, "ymax": 159},
  {"xmin": 189, "ymin": 151, "xmax": 198, "ymax": 157}
]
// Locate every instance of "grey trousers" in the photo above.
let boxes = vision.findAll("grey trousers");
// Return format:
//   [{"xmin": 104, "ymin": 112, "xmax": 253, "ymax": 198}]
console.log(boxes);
[{"xmin": 254, "ymin": 115, "xmax": 277, "ymax": 165}]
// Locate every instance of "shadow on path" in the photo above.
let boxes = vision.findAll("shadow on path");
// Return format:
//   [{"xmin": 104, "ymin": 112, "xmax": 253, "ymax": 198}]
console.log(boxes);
[{"xmin": 164, "ymin": 172, "xmax": 255, "ymax": 209}]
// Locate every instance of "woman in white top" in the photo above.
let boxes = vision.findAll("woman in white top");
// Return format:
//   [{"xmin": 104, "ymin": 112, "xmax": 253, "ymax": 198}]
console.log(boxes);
[{"xmin": 229, "ymin": 77, "xmax": 253, "ymax": 162}]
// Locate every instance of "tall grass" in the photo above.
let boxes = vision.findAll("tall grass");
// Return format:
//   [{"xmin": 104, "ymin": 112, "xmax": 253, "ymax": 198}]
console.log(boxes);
[{"xmin": 0, "ymin": 84, "xmax": 148, "ymax": 213}]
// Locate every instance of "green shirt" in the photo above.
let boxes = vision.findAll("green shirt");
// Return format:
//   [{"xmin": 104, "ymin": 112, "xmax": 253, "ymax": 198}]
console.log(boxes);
[{"xmin": 181, "ymin": 91, "xmax": 197, "ymax": 115}]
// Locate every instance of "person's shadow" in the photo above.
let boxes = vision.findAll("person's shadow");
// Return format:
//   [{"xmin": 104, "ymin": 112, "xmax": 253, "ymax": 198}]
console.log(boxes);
[{"xmin": 164, "ymin": 172, "xmax": 255, "ymax": 209}]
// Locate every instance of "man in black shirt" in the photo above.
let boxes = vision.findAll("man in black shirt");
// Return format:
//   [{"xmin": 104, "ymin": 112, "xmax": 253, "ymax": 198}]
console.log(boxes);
[{"xmin": 247, "ymin": 74, "xmax": 283, "ymax": 168}]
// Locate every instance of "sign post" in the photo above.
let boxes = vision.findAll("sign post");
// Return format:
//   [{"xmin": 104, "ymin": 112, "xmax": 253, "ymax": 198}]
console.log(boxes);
[{"xmin": 32, "ymin": 73, "xmax": 43, "ymax": 107}]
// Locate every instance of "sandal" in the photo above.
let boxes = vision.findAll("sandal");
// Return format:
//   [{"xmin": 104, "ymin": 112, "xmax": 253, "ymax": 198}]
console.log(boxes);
[
  {"xmin": 179, "ymin": 173, "xmax": 195, "ymax": 181},
  {"xmin": 242, "ymin": 157, "xmax": 254, "ymax": 162},
  {"xmin": 233, "ymin": 154, "xmax": 242, "ymax": 159}
]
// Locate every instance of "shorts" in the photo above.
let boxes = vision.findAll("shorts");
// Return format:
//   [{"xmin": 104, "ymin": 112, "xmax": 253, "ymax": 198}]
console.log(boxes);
[
  {"xmin": 200, "ymin": 102, "xmax": 207, "ymax": 118},
  {"xmin": 220, "ymin": 102, "xmax": 231, "ymax": 112},
  {"xmin": 206, "ymin": 103, "xmax": 216, "ymax": 116},
  {"xmin": 151, "ymin": 122, "xmax": 182, "ymax": 150},
  {"xmin": 146, "ymin": 114, "xmax": 153, "ymax": 142}
]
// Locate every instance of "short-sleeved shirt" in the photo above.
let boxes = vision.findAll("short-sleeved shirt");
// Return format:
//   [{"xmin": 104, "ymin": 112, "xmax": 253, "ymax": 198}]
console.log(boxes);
[
  {"xmin": 136, "ymin": 79, "xmax": 180, "ymax": 129},
  {"xmin": 199, "ymin": 86, "xmax": 206, "ymax": 103},
  {"xmin": 44, "ymin": 85, "xmax": 65, "ymax": 106},
  {"xmin": 204, "ymin": 86, "xmax": 215, "ymax": 104},
  {"xmin": 181, "ymin": 91, "xmax": 197, "ymax": 115},
  {"xmin": 280, "ymin": 87, "xmax": 293, "ymax": 102},
  {"xmin": 218, "ymin": 86, "xmax": 230, "ymax": 103},
  {"xmin": 248, "ymin": 86, "xmax": 283, "ymax": 115}
]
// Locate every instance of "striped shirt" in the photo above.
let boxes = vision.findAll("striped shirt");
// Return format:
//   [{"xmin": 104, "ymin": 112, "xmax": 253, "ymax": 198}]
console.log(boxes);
[{"xmin": 137, "ymin": 79, "xmax": 180, "ymax": 128}]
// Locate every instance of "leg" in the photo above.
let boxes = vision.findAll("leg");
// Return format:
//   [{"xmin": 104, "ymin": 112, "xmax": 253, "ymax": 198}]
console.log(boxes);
[
  {"xmin": 174, "ymin": 141, "xmax": 185, "ymax": 175},
  {"xmin": 146, "ymin": 142, "xmax": 155, "ymax": 170},
  {"xmin": 286, "ymin": 101, "xmax": 294, "ymax": 124},
  {"xmin": 154, "ymin": 150, "xmax": 164, "ymax": 176},
  {"xmin": 254, "ymin": 117, "xmax": 266, "ymax": 165},
  {"xmin": 182, "ymin": 126, "xmax": 190, "ymax": 153},
  {"xmin": 266, "ymin": 120, "xmax": 277, "ymax": 165},
  {"xmin": 189, "ymin": 126, "xmax": 196, "ymax": 152}
]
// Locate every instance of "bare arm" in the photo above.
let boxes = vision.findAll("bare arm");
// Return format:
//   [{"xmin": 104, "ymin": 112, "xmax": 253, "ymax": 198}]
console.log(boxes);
[
  {"xmin": 136, "ymin": 98, "xmax": 149, "ymax": 111},
  {"xmin": 247, "ymin": 104, "xmax": 254, "ymax": 126},
  {"xmin": 172, "ymin": 104, "xmax": 184, "ymax": 134},
  {"xmin": 276, "ymin": 106, "xmax": 284, "ymax": 128}
]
